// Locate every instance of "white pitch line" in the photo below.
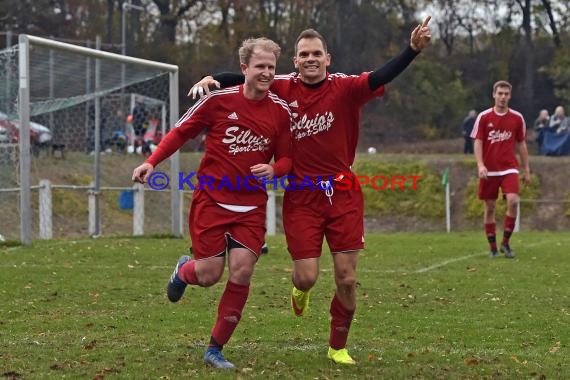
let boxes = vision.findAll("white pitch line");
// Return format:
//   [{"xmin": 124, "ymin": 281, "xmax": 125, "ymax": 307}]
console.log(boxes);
[
  {"xmin": 415, "ymin": 252, "xmax": 484, "ymax": 273},
  {"xmin": 415, "ymin": 237, "xmax": 570, "ymax": 273}
]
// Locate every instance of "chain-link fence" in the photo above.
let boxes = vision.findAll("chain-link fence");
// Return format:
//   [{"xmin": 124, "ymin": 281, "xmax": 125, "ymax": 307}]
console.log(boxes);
[
  {"xmin": 0, "ymin": 44, "xmax": 20, "ymax": 241},
  {"xmin": 0, "ymin": 35, "xmax": 180, "ymax": 243}
]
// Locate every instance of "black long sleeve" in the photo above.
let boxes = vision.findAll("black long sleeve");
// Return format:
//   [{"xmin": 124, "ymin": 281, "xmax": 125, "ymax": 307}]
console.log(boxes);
[
  {"xmin": 211, "ymin": 45, "xmax": 418, "ymax": 91},
  {"xmin": 212, "ymin": 72, "xmax": 245, "ymax": 88},
  {"xmin": 368, "ymin": 45, "xmax": 419, "ymax": 91}
]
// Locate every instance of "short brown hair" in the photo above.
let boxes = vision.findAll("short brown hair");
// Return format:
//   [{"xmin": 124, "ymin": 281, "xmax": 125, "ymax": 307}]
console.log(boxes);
[
  {"xmin": 294, "ymin": 29, "xmax": 328, "ymax": 55},
  {"xmin": 493, "ymin": 80, "xmax": 512, "ymax": 93},
  {"xmin": 238, "ymin": 37, "xmax": 281, "ymax": 65}
]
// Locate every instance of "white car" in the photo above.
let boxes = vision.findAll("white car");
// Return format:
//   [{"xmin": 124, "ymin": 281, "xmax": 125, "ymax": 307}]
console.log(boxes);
[
  {"xmin": 0, "ymin": 125, "xmax": 9, "ymax": 144},
  {"xmin": 0, "ymin": 111, "xmax": 53, "ymax": 145}
]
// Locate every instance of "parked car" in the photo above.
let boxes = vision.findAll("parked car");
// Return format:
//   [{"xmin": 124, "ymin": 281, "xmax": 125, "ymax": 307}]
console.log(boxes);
[
  {"xmin": 0, "ymin": 124, "xmax": 10, "ymax": 144},
  {"xmin": 0, "ymin": 118, "xmax": 17, "ymax": 144},
  {"xmin": 0, "ymin": 111, "xmax": 52, "ymax": 146}
]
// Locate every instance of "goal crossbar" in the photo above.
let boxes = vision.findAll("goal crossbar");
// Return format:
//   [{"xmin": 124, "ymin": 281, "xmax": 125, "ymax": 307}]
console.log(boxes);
[{"xmin": 24, "ymin": 35, "xmax": 178, "ymax": 72}]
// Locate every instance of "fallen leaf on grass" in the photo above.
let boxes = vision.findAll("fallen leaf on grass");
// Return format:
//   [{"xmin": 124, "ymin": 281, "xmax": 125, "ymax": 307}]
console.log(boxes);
[
  {"xmin": 549, "ymin": 341, "xmax": 561, "ymax": 353},
  {"xmin": 529, "ymin": 372, "xmax": 547, "ymax": 380},
  {"xmin": 467, "ymin": 267, "xmax": 477, "ymax": 272},
  {"xmin": 50, "ymin": 363, "xmax": 66, "ymax": 370},
  {"xmin": 93, "ymin": 367, "xmax": 120, "ymax": 379},
  {"xmin": 465, "ymin": 357, "xmax": 479, "ymax": 365},
  {"xmin": 510, "ymin": 355, "xmax": 520, "ymax": 363},
  {"xmin": 2, "ymin": 371, "xmax": 22, "ymax": 379}
]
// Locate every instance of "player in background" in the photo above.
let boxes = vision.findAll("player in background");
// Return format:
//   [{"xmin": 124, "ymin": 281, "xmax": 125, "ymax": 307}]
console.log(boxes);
[
  {"xmin": 132, "ymin": 37, "xmax": 291, "ymax": 369},
  {"xmin": 471, "ymin": 80, "xmax": 530, "ymax": 258},
  {"xmin": 188, "ymin": 18, "xmax": 432, "ymax": 365}
]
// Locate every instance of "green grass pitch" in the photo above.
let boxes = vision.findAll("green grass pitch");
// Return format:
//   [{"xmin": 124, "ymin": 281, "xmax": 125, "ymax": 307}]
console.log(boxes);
[{"xmin": 1, "ymin": 232, "xmax": 569, "ymax": 379}]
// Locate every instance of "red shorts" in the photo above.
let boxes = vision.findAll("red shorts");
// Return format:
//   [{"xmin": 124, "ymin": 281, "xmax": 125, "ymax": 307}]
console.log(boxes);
[
  {"xmin": 478, "ymin": 173, "xmax": 520, "ymax": 200},
  {"xmin": 188, "ymin": 190, "xmax": 266, "ymax": 259},
  {"xmin": 283, "ymin": 187, "xmax": 364, "ymax": 260}
]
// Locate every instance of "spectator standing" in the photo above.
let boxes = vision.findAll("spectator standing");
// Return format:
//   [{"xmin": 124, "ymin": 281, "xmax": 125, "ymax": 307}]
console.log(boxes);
[
  {"xmin": 462, "ymin": 109, "xmax": 477, "ymax": 154},
  {"xmin": 533, "ymin": 109, "xmax": 549, "ymax": 153},
  {"xmin": 131, "ymin": 96, "xmax": 149, "ymax": 138}
]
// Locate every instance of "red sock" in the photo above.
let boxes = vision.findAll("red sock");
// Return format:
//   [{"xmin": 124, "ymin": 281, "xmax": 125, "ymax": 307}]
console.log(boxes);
[
  {"xmin": 329, "ymin": 294, "xmax": 355, "ymax": 350},
  {"xmin": 485, "ymin": 223, "xmax": 497, "ymax": 251},
  {"xmin": 502, "ymin": 215, "xmax": 516, "ymax": 245},
  {"xmin": 179, "ymin": 259, "xmax": 198, "ymax": 285},
  {"xmin": 211, "ymin": 281, "xmax": 249, "ymax": 346}
]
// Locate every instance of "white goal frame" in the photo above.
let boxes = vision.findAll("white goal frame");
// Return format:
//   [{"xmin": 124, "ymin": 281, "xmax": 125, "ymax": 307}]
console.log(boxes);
[{"xmin": 17, "ymin": 34, "xmax": 181, "ymax": 244}]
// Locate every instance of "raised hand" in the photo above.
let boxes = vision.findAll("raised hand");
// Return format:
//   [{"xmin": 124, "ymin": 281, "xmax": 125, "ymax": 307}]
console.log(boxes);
[{"xmin": 410, "ymin": 16, "xmax": 432, "ymax": 52}]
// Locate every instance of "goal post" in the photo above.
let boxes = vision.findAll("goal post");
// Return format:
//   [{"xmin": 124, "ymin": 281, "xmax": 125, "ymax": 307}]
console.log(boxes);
[{"xmin": 15, "ymin": 34, "xmax": 181, "ymax": 244}]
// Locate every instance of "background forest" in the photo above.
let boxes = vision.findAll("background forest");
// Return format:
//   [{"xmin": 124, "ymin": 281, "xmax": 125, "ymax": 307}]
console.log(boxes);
[{"xmin": 1, "ymin": 0, "xmax": 569, "ymax": 146}]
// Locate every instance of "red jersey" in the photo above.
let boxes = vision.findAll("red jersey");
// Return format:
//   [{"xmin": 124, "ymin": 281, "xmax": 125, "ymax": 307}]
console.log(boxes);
[
  {"xmin": 147, "ymin": 86, "xmax": 291, "ymax": 206},
  {"xmin": 471, "ymin": 107, "xmax": 526, "ymax": 175},
  {"xmin": 271, "ymin": 72, "xmax": 384, "ymax": 182}
]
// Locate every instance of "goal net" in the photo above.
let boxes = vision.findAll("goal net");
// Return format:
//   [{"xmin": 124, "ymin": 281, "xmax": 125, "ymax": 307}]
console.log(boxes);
[{"xmin": 0, "ymin": 35, "xmax": 181, "ymax": 243}]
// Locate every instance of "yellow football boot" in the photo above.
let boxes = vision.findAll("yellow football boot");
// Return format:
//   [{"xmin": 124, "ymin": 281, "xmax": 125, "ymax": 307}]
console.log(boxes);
[{"xmin": 327, "ymin": 347, "xmax": 356, "ymax": 365}]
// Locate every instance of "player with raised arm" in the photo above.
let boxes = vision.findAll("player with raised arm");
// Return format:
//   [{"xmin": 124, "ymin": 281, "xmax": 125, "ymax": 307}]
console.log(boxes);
[
  {"xmin": 132, "ymin": 37, "xmax": 291, "ymax": 369},
  {"xmin": 188, "ymin": 17, "xmax": 432, "ymax": 364}
]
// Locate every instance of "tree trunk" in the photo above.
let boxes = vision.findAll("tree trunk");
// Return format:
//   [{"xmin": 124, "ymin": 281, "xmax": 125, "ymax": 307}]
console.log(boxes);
[
  {"xmin": 106, "ymin": 0, "xmax": 115, "ymax": 45},
  {"xmin": 159, "ymin": 17, "xmax": 177, "ymax": 43},
  {"xmin": 517, "ymin": 0, "xmax": 534, "ymax": 114},
  {"xmin": 541, "ymin": 0, "xmax": 561, "ymax": 47}
]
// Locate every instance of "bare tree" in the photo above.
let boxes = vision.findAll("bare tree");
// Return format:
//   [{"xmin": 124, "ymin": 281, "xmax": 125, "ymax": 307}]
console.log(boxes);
[
  {"xmin": 151, "ymin": 0, "xmax": 210, "ymax": 43},
  {"xmin": 541, "ymin": 0, "xmax": 561, "ymax": 47},
  {"xmin": 423, "ymin": 0, "xmax": 490, "ymax": 56}
]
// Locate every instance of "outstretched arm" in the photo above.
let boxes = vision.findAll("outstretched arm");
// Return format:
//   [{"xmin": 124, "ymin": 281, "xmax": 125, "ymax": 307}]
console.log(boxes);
[
  {"xmin": 188, "ymin": 73, "xmax": 245, "ymax": 99},
  {"xmin": 368, "ymin": 16, "xmax": 432, "ymax": 90}
]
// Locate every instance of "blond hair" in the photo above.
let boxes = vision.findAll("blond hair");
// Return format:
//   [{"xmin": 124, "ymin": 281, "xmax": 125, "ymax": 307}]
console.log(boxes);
[{"xmin": 239, "ymin": 37, "xmax": 281, "ymax": 65}]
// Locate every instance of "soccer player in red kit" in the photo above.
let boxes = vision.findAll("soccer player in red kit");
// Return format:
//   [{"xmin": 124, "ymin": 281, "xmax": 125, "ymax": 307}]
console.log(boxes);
[
  {"xmin": 471, "ymin": 80, "xmax": 530, "ymax": 258},
  {"xmin": 188, "ymin": 18, "xmax": 432, "ymax": 364},
  {"xmin": 132, "ymin": 37, "xmax": 291, "ymax": 369}
]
